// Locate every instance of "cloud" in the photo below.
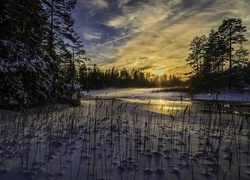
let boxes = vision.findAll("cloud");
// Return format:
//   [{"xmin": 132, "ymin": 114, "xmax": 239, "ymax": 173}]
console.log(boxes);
[
  {"xmin": 106, "ymin": 0, "xmax": 249, "ymax": 76},
  {"xmin": 83, "ymin": 31, "xmax": 102, "ymax": 41},
  {"xmin": 98, "ymin": 34, "xmax": 132, "ymax": 46},
  {"xmin": 74, "ymin": 0, "xmax": 250, "ymax": 78},
  {"xmin": 91, "ymin": 0, "xmax": 108, "ymax": 9},
  {"xmin": 77, "ymin": 0, "xmax": 108, "ymax": 11},
  {"xmin": 117, "ymin": 0, "xmax": 132, "ymax": 8},
  {"xmin": 106, "ymin": 16, "xmax": 130, "ymax": 29},
  {"xmin": 106, "ymin": 0, "xmax": 181, "ymax": 33}
]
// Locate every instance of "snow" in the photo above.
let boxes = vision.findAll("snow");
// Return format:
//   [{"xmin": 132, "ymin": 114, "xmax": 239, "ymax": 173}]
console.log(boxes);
[
  {"xmin": 82, "ymin": 88, "xmax": 187, "ymax": 101},
  {"xmin": 191, "ymin": 91, "xmax": 250, "ymax": 102},
  {"xmin": 73, "ymin": 83, "xmax": 80, "ymax": 91},
  {"xmin": 71, "ymin": 93, "xmax": 77, "ymax": 100},
  {"xmin": 82, "ymin": 88, "xmax": 250, "ymax": 102},
  {"xmin": 0, "ymin": 88, "xmax": 250, "ymax": 180}
]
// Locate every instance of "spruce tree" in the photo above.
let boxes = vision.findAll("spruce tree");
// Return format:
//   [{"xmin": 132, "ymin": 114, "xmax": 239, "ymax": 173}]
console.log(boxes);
[
  {"xmin": 43, "ymin": 0, "xmax": 87, "ymax": 102},
  {"xmin": 0, "ymin": 0, "xmax": 56, "ymax": 108},
  {"xmin": 0, "ymin": 0, "xmax": 87, "ymax": 108}
]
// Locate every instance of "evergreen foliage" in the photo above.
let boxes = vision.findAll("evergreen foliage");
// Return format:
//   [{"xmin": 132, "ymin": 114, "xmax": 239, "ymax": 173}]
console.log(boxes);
[
  {"xmin": 0, "ymin": 0, "xmax": 87, "ymax": 109},
  {"xmin": 78, "ymin": 65, "xmax": 185, "ymax": 90},
  {"xmin": 186, "ymin": 18, "xmax": 249, "ymax": 92}
]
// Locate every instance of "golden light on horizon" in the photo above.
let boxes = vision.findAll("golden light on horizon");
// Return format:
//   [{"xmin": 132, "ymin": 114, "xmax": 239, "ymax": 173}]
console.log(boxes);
[
  {"xmin": 74, "ymin": 0, "xmax": 250, "ymax": 78},
  {"xmin": 152, "ymin": 67, "xmax": 166, "ymax": 76}
]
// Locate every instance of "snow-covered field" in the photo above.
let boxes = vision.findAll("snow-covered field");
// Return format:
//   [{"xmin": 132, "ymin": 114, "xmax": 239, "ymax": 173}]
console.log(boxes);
[{"xmin": 0, "ymin": 88, "xmax": 250, "ymax": 179}]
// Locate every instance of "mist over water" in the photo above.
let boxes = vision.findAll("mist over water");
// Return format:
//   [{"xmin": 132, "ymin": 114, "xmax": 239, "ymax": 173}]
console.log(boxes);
[{"xmin": 82, "ymin": 88, "xmax": 250, "ymax": 115}]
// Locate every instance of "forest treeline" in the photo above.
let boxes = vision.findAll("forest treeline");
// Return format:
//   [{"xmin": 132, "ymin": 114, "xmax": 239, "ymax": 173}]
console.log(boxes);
[
  {"xmin": 78, "ymin": 64, "xmax": 184, "ymax": 89},
  {"xmin": 186, "ymin": 18, "xmax": 250, "ymax": 92},
  {"xmin": 0, "ymin": 0, "xmax": 185, "ymax": 109},
  {"xmin": 1, "ymin": 1, "xmax": 249, "ymax": 109}
]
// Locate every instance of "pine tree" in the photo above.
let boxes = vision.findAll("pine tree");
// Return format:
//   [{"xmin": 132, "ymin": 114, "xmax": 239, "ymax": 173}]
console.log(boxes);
[
  {"xmin": 186, "ymin": 18, "xmax": 249, "ymax": 92},
  {"xmin": 218, "ymin": 18, "xmax": 247, "ymax": 89},
  {"xmin": 0, "ymin": 0, "xmax": 87, "ymax": 108},
  {"xmin": 43, "ymin": 0, "xmax": 88, "ymax": 103},
  {"xmin": 186, "ymin": 35, "xmax": 207, "ymax": 75},
  {"xmin": 0, "ymin": 0, "xmax": 56, "ymax": 108}
]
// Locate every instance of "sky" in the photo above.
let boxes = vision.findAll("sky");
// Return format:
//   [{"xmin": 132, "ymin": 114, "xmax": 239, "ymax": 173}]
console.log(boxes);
[{"xmin": 72, "ymin": 0, "xmax": 250, "ymax": 78}]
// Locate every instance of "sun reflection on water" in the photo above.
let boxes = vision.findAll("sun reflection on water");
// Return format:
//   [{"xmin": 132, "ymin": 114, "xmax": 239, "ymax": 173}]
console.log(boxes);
[{"xmin": 119, "ymin": 97, "xmax": 192, "ymax": 115}]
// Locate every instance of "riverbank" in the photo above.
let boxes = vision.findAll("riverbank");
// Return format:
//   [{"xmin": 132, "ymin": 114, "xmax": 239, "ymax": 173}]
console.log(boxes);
[
  {"xmin": 1, "ymin": 95, "xmax": 250, "ymax": 179},
  {"xmin": 81, "ymin": 87, "xmax": 250, "ymax": 102}
]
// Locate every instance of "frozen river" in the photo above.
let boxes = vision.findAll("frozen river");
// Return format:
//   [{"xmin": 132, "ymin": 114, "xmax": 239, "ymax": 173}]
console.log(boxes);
[{"xmin": 81, "ymin": 88, "xmax": 250, "ymax": 115}]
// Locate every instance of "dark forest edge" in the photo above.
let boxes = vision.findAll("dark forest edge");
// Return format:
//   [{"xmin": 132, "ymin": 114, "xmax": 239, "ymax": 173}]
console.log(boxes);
[
  {"xmin": 0, "ymin": 0, "xmax": 88, "ymax": 110},
  {"xmin": 78, "ymin": 64, "xmax": 187, "ymax": 90},
  {"xmin": 186, "ymin": 18, "xmax": 250, "ymax": 92},
  {"xmin": 1, "ymin": 0, "xmax": 249, "ymax": 110}
]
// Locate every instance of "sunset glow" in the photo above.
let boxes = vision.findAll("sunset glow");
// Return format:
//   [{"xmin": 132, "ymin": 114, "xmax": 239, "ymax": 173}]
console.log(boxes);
[{"xmin": 73, "ymin": 0, "xmax": 250, "ymax": 78}]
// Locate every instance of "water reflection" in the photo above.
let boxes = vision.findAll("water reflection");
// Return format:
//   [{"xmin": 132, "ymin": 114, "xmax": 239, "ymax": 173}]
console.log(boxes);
[
  {"xmin": 119, "ymin": 97, "xmax": 192, "ymax": 115},
  {"xmin": 83, "ymin": 88, "xmax": 250, "ymax": 116},
  {"xmin": 119, "ymin": 97, "xmax": 250, "ymax": 116}
]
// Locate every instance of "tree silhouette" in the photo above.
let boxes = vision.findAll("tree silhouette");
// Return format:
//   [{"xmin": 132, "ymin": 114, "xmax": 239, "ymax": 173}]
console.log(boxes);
[
  {"xmin": 0, "ymin": 0, "xmax": 86, "ymax": 108},
  {"xmin": 186, "ymin": 18, "xmax": 249, "ymax": 92},
  {"xmin": 218, "ymin": 18, "xmax": 247, "ymax": 89}
]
